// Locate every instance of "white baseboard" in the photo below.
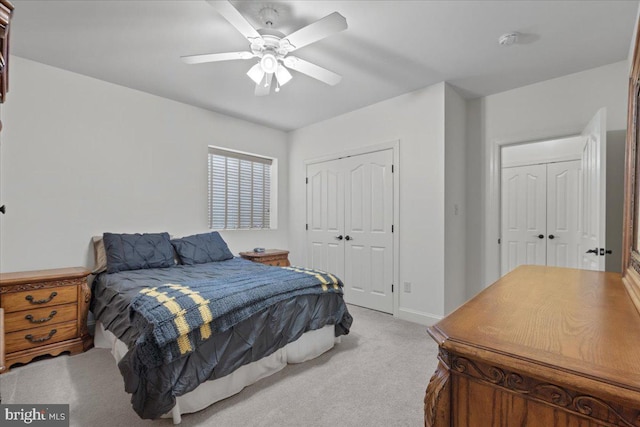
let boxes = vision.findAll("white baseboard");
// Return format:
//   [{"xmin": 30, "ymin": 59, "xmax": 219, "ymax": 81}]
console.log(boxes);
[{"xmin": 396, "ymin": 307, "xmax": 442, "ymax": 326}]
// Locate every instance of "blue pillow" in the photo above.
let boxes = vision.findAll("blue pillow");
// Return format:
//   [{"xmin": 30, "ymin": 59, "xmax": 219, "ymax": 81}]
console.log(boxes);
[
  {"xmin": 103, "ymin": 232, "xmax": 175, "ymax": 273},
  {"xmin": 171, "ymin": 232, "xmax": 233, "ymax": 265}
]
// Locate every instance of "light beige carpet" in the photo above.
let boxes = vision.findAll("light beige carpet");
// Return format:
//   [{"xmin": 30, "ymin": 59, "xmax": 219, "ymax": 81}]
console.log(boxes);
[{"xmin": 0, "ymin": 305, "xmax": 438, "ymax": 426}]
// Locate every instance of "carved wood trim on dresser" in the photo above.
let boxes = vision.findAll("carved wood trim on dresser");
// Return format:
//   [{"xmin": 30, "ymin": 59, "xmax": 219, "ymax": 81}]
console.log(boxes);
[
  {"xmin": 0, "ymin": 267, "xmax": 93, "ymax": 372},
  {"xmin": 424, "ymin": 266, "xmax": 640, "ymax": 427}
]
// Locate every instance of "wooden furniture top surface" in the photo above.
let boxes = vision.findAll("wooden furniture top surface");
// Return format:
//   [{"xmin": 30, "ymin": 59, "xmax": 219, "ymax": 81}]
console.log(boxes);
[
  {"xmin": 238, "ymin": 249, "xmax": 289, "ymax": 259},
  {"xmin": 429, "ymin": 265, "xmax": 640, "ymax": 395},
  {"xmin": 0, "ymin": 267, "xmax": 90, "ymax": 287}
]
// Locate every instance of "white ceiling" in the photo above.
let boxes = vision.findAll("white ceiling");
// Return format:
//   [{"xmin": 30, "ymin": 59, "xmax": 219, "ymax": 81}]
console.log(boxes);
[{"xmin": 10, "ymin": 0, "xmax": 639, "ymax": 131}]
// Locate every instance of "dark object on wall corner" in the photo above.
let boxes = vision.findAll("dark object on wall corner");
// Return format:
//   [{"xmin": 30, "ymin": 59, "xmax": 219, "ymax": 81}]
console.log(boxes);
[{"xmin": 0, "ymin": 0, "xmax": 13, "ymax": 104}]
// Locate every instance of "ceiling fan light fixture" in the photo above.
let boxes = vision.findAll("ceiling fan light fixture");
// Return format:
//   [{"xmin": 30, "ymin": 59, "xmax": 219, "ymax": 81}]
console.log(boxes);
[
  {"xmin": 275, "ymin": 64, "xmax": 292, "ymax": 86},
  {"xmin": 247, "ymin": 62, "xmax": 265, "ymax": 84},
  {"xmin": 260, "ymin": 53, "xmax": 278, "ymax": 74}
]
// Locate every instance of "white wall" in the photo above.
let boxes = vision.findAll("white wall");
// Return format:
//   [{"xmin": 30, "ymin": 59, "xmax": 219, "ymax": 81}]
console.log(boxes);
[
  {"xmin": 289, "ymin": 82, "xmax": 449, "ymax": 324},
  {"xmin": 466, "ymin": 60, "xmax": 629, "ymax": 297},
  {"xmin": 444, "ymin": 84, "xmax": 467, "ymax": 314},
  {"xmin": 0, "ymin": 56, "xmax": 289, "ymax": 272}
]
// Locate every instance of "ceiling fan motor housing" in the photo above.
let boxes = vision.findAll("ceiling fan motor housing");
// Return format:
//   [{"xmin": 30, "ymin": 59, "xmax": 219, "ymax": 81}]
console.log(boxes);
[{"xmin": 252, "ymin": 32, "xmax": 290, "ymax": 58}]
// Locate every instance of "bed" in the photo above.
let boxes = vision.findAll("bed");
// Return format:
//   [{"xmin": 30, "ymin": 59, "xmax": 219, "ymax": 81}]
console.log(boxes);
[{"xmin": 89, "ymin": 231, "xmax": 352, "ymax": 423}]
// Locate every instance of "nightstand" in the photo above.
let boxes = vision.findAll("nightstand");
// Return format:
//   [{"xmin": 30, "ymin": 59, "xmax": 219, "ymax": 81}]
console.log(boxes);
[
  {"xmin": 239, "ymin": 249, "xmax": 290, "ymax": 267},
  {"xmin": 0, "ymin": 267, "xmax": 93, "ymax": 372}
]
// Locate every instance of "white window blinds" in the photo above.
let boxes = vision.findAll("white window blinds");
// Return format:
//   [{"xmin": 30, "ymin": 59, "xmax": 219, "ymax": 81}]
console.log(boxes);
[{"xmin": 208, "ymin": 147, "xmax": 272, "ymax": 230}]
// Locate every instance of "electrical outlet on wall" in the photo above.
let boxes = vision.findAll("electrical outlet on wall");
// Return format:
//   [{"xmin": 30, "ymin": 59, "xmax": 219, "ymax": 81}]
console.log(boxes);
[{"xmin": 404, "ymin": 282, "xmax": 411, "ymax": 293}]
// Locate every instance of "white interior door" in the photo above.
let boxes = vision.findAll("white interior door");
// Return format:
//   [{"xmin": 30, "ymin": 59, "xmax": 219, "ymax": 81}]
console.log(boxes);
[
  {"xmin": 306, "ymin": 149, "xmax": 394, "ymax": 314},
  {"xmin": 501, "ymin": 164, "xmax": 547, "ymax": 276},
  {"xmin": 306, "ymin": 159, "xmax": 345, "ymax": 279},
  {"xmin": 578, "ymin": 108, "xmax": 607, "ymax": 271},
  {"xmin": 343, "ymin": 150, "xmax": 394, "ymax": 313},
  {"xmin": 546, "ymin": 160, "xmax": 581, "ymax": 268}
]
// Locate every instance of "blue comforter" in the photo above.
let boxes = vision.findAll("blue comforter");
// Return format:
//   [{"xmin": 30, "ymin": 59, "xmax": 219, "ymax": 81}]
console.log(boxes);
[{"xmin": 130, "ymin": 265, "xmax": 343, "ymax": 367}]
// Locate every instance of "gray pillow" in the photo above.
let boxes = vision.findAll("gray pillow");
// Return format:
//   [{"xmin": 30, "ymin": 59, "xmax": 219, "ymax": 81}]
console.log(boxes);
[
  {"xmin": 171, "ymin": 232, "xmax": 233, "ymax": 265},
  {"xmin": 103, "ymin": 232, "xmax": 175, "ymax": 273}
]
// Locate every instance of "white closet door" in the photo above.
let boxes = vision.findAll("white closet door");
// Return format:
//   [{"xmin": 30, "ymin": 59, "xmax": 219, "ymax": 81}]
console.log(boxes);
[
  {"xmin": 578, "ymin": 108, "xmax": 607, "ymax": 271},
  {"xmin": 306, "ymin": 149, "xmax": 394, "ymax": 314},
  {"xmin": 501, "ymin": 164, "xmax": 547, "ymax": 276},
  {"xmin": 546, "ymin": 161, "xmax": 581, "ymax": 268},
  {"xmin": 343, "ymin": 149, "xmax": 394, "ymax": 313},
  {"xmin": 306, "ymin": 159, "xmax": 345, "ymax": 279}
]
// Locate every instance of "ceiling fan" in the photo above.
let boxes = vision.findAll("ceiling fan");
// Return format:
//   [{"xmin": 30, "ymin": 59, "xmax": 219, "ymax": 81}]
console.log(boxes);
[{"xmin": 181, "ymin": 1, "xmax": 348, "ymax": 96}]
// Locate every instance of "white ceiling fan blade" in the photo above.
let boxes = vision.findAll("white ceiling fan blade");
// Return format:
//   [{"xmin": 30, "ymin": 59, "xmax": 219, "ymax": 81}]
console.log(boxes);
[
  {"xmin": 283, "ymin": 56, "xmax": 342, "ymax": 86},
  {"xmin": 181, "ymin": 51, "xmax": 254, "ymax": 64},
  {"xmin": 280, "ymin": 12, "xmax": 347, "ymax": 52},
  {"xmin": 206, "ymin": 0, "xmax": 262, "ymax": 44},
  {"xmin": 255, "ymin": 73, "xmax": 272, "ymax": 96}
]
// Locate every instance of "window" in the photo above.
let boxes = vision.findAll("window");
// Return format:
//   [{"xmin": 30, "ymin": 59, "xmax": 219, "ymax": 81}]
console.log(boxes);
[{"xmin": 208, "ymin": 146, "xmax": 272, "ymax": 230}]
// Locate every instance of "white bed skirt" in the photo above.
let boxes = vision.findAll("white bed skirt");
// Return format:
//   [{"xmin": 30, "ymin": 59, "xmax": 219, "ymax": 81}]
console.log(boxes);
[{"xmin": 94, "ymin": 322, "xmax": 340, "ymax": 424}]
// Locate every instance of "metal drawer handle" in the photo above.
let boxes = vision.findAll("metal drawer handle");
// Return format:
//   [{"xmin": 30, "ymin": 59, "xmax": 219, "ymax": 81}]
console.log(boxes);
[
  {"xmin": 25, "ymin": 310, "xmax": 57, "ymax": 324},
  {"xmin": 25, "ymin": 291, "xmax": 57, "ymax": 305},
  {"xmin": 25, "ymin": 329, "xmax": 57, "ymax": 343}
]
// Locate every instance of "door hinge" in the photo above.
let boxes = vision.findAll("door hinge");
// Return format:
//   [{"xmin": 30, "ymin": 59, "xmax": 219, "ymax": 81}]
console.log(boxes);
[
  {"xmin": 391, "ymin": 284, "xmax": 394, "ymax": 293},
  {"xmin": 498, "ymin": 238, "xmax": 501, "ymax": 244},
  {"xmin": 305, "ymin": 177, "xmax": 308, "ymax": 184},
  {"xmin": 392, "ymin": 164, "xmax": 394, "ymax": 173},
  {"xmin": 305, "ymin": 224, "xmax": 308, "ymax": 230},
  {"xmin": 391, "ymin": 224, "xmax": 394, "ymax": 233}
]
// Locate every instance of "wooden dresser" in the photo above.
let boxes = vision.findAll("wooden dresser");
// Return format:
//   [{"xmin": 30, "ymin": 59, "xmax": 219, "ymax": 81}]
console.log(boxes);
[
  {"xmin": 424, "ymin": 266, "xmax": 640, "ymax": 426},
  {"xmin": 0, "ymin": 267, "xmax": 93, "ymax": 372},
  {"xmin": 0, "ymin": 308, "xmax": 5, "ymax": 374},
  {"xmin": 239, "ymin": 249, "xmax": 290, "ymax": 267}
]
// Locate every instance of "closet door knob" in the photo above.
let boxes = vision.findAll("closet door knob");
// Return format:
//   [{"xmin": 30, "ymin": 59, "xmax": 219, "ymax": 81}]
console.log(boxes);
[
  {"xmin": 345, "ymin": 235, "xmax": 352, "ymax": 241},
  {"xmin": 548, "ymin": 235, "xmax": 555, "ymax": 240},
  {"xmin": 335, "ymin": 235, "xmax": 343, "ymax": 240},
  {"xmin": 537, "ymin": 234, "xmax": 544, "ymax": 239}
]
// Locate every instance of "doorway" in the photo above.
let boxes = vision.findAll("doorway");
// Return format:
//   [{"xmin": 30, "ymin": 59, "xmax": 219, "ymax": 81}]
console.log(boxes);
[
  {"xmin": 501, "ymin": 160, "xmax": 581, "ymax": 275},
  {"xmin": 500, "ymin": 108, "xmax": 607, "ymax": 275}
]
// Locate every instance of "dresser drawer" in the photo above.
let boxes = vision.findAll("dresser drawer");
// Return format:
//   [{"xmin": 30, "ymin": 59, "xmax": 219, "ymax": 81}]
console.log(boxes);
[
  {"xmin": 5, "ymin": 321, "xmax": 78, "ymax": 353},
  {"xmin": 4, "ymin": 303, "xmax": 77, "ymax": 333},
  {"xmin": 1, "ymin": 285, "xmax": 77, "ymax": 313}
]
